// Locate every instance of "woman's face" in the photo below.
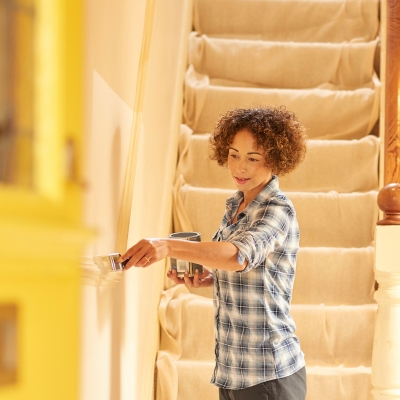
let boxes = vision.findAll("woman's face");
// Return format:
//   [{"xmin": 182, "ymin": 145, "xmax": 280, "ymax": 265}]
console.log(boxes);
[{"xmin": 227, "ymin": 129, "xmax": 272, "ymax": 200}]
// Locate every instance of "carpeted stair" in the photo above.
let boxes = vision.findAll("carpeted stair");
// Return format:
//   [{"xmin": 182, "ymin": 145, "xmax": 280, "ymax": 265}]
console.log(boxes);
[{"xmin": 156, "ymin": 0, "xmax": 381, "ymax": 399}]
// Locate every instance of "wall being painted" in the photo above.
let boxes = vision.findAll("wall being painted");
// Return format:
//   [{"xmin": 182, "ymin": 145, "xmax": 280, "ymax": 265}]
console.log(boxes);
[{"xmin": 81, "ymin": 0, "xmax": 192, "ymax": 399}]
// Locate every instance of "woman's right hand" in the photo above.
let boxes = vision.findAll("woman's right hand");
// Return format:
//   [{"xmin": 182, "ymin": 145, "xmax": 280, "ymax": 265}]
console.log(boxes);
[{"xmin": 167, "ymin": 266, "xmax": 213, "ymax": 288}]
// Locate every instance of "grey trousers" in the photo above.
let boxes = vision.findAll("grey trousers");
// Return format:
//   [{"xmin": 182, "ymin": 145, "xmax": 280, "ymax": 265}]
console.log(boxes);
[{"xmin": 219, "ymin": 367, "xmax": 307, "ymax": 400}]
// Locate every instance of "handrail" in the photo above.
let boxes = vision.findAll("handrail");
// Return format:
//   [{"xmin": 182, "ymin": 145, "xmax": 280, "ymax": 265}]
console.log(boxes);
[
  {"xmin": 383, "ymin": 0, "xmax": 400, "ymax": 187},
  {"xmin": 377, "ymin": 0, "xmax": 400, "ymax": 225}
]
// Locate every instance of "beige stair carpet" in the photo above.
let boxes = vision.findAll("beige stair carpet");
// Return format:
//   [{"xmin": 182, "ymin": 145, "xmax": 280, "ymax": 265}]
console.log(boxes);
[
  {"xmin": 193, "ymin": 0, "xmax": 379, "ymax": 42},
  {"xmin": 189, "ymin": 33, "xmax": 379, "ymax": 89},
  {"xmin": 184, "ymin": 66, "xmax": 381, "ymax": 139},
  {"xmin": 156, "ymin": 0, "xmax": 381, "ymax": 399}
]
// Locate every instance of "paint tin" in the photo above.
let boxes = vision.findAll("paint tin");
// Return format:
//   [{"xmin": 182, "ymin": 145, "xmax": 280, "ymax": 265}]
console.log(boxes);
[{"xmin": 168, "ymin": 232, "xmax": 203, "ymax": 277}]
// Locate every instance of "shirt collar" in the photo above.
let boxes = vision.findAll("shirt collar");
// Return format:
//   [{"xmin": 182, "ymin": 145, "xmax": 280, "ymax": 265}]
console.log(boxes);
[{"xmin": 226, "ymin": 175, "xmax": 279, "ymax": 211}]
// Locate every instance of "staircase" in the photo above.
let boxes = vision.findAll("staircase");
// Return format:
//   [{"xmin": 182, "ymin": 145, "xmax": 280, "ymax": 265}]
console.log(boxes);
[{"xmin": 156, "ymin": 0, "xmax": 381, "ymax": 399}]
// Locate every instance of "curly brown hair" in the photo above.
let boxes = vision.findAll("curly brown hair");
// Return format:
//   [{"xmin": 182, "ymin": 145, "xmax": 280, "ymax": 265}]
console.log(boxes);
[{"xmin": 209, "ymin": 106, "xmax": 307, "ymax": 176}]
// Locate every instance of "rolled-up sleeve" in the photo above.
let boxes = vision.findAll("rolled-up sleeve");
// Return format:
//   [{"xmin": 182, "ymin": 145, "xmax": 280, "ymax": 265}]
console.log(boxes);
[{"xmin": 229, "ymin": 202, "xmax": 294, "ymax": 273}]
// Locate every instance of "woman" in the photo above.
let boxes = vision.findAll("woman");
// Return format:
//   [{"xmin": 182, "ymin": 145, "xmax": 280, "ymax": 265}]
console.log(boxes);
[{"xmin": 120, "ymin": 106, "xmax": 307, "ymax": 400}]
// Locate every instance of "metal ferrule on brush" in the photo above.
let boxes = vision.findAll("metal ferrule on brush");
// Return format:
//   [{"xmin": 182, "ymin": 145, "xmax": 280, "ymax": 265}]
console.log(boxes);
[{"xmin": 93, "ymin": 253, "xmax": 128, "ymax": 274}]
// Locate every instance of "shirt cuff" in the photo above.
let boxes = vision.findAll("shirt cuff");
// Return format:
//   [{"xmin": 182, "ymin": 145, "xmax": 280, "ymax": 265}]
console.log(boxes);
[{"xmin": 232, "ymin": 241, "xmax": 252, "ymax": 273}]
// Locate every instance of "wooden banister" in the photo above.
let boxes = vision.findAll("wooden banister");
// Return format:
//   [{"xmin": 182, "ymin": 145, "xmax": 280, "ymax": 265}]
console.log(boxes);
[
  {"xmin": 376, "ymin": 0, "xmax": 400, "ymax": 225},
  {"xmin": 383, "ymin": 0, "xmax": 400, "ymax": 186}
]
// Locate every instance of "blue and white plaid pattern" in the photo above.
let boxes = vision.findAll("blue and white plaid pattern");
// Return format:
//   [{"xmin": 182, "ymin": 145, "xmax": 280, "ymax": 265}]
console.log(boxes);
[{"xmin": 210, "ymin": 176, "xmax": 305, "ymax": 389}]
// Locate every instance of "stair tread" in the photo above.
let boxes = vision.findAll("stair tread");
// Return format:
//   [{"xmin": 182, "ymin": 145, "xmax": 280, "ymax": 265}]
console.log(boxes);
[
  {"xmin": 184, "ymin": 66, "xmax": 380, "ymax": 139},
  {"xmin": 189, "ymin": 33, "xmax": 379, "ymax": 89},
  {"xmin": 177, "ymin": 126, "xmax": 380, "ymax": 193},
  {"xmin": 173, "ymin": 181, "xmax": 378, "ymax": 246},
  {"xmin": 193, "ymin": 0, "xmax": 379, "ymax": 43}
]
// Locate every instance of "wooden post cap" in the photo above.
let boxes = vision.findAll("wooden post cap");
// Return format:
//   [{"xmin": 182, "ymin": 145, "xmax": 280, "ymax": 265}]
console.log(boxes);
[{"xmin": 377, "ymin": 183, "xmax": 400, "ymax": 225}]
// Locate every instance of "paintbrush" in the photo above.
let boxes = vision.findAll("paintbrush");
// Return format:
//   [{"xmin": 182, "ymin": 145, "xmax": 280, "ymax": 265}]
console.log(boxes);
[{"xmin": 93, "ymin": 252, "xmax": 130, "ymax": 275}]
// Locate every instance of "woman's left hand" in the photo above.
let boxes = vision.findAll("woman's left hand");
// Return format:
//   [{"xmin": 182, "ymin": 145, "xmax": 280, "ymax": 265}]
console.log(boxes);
[{"xmin": 167, "ymin": 266, "xmax": 213, "ymax": 288}]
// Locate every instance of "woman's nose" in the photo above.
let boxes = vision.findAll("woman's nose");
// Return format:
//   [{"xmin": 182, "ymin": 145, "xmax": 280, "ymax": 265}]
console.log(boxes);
[{"xmin": 236, "ymin": 159, "xmax": 247, "ymax": 172}]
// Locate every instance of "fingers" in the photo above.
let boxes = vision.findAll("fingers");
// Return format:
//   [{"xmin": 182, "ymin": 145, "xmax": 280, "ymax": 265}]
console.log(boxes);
[
  {"xmin": 167, "ymin": 269, "xmax": 186, "ymax": 285},
  {"xmin": 183, "ymin": 270, "xmax": 194, "ymax": 287},
  {"xmin": 119, "ymin": 240, "xmax": 154, "ymax": 269},
  {"xmin": 192, "ymin": 269, "xmax": 202, "ymax": 288},
  {"xmin": 132, "ymin": 255, "xmax": 153, "ymax": 268},
  {"xmin": 166, "ymin": 269, "xmax": 203, "ymax": 288},
  {"xmin": 119, "ymin": 238, "xmax": 170, "ymax": 270},
  {"xmin": 120, "ymin": 253, "xmax": 151, "ymax": 269}
]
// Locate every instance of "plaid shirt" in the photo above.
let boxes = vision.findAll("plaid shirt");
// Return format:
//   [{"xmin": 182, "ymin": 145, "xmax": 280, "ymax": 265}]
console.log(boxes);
[{"xmin": 210, "ymin": 176, "xmax": 305, "ymax": 389}]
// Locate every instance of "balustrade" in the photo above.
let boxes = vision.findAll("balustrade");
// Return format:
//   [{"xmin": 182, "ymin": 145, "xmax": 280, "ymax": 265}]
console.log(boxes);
[{"xmin": 372, "ymin": 184, "xmax": 400, "ymax": 399}]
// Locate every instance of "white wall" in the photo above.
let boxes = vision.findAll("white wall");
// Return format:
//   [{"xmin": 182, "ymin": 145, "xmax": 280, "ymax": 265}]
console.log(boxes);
[{"xmin": 81, "ymin": 0, "xmax": 192, "ymax": 399}]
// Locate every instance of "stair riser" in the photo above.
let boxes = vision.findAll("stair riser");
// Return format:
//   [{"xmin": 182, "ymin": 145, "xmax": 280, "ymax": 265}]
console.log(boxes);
[
  {"xmin": 161, "ymin": 293, "xmax": 376, "ymax": 366},
  {"xmin": 293, "ymin": 247, "xmax": 375, "ymax": 305},
  {"xmin": 177, "ymin": 130, "xmax": 380, "ymax": 193},
  {"xmin": 185, "ymin": 247, "xmax": 376, "ymax": 305},
  {"xmin": 189, "ymin": 33, "xmax": 378, "ymax": 88},
  {"xmin": 193, "ymin": 0, "xmax": 379, "ymax": 43},
  {"xmin": 184, "ymin": 66, "xmax": 380, "ymax": 139},
  {"xmin": 174, "ymin": 185, "xmax": 378, "ymax": 246}
]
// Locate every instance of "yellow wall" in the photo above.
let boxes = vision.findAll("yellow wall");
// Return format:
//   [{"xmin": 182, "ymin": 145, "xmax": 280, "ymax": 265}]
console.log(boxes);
[
  {"xmin": 0, "ymin": 227, "xmax": 82, "ymax": 400},
  {"xmin": 0, "ymin": 1, "xmax": 90, "ymax": 399}
]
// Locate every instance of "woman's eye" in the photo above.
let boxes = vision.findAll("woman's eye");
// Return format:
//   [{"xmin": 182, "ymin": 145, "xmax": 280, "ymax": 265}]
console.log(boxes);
[
  {"xmin": 229, "ymin": 154, "xmax": 238, "ymax": 159},
  {"xmin": 249, "ymin": 158, "xmax": 259, "ymax": 162}
]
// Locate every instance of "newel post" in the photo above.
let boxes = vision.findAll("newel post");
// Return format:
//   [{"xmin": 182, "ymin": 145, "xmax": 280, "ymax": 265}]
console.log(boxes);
[{"xmin": 372, "ymin": 184, "xmax": 400, "ymax": 399}]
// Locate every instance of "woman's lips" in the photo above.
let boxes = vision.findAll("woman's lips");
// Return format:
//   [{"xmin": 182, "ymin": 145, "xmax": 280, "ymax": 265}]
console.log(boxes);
[{"xmin": 235, "ymin": 177, "xmax": 250, "ymax": 185}]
